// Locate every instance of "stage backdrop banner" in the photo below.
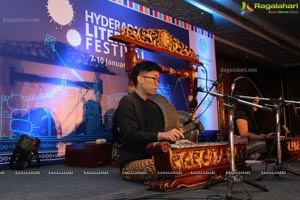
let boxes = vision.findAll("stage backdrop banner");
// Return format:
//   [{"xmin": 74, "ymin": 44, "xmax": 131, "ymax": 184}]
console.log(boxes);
[
  {"xmin": 0, "ymin": 0, "xmax": 216, "ymax": 166},
  {"xmin": 189, "ymin": 30, "xmax": 218, "ymax": 132}
]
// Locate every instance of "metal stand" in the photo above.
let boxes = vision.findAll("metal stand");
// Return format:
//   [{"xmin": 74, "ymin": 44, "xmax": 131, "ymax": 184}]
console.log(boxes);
[
  {"xmin": 202, "ymin": 94, "xmax": 269, "ymax": 199},
  {"xmin": 236, "ymin": 95, "xmax": 300, "ymax": 179},
  {"xmin": 255, "ymin": 101, "xmax": 300, "ymax": 180}
]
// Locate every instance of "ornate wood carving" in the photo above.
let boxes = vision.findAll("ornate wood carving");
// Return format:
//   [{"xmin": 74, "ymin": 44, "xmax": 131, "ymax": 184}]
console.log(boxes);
[
  {"xmin": 146, "ymin": 141, "xmax": 247, "ymax": 191},
  {"xmin": 120, "ymin": 27, "xmax": 198, "ymax": 60},
  {"xmin": 110, "ymin": 27, "xmax": 203, "ymax": 113},
  {"xmin": 266, "ymin": 138, "xmax": 300, "ymax": 161}
]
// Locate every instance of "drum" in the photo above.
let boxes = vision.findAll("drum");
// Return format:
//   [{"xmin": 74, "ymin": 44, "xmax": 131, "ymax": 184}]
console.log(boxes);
[
  {"xmin": 148, "ymin": 94, "xmax": 180, "ymax": 131},
  {"xmin": 148, "ymin": 94, "xmax": 204, "ymax": 143}
]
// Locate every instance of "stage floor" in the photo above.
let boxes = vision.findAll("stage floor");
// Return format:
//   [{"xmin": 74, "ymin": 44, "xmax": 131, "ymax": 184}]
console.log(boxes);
[{"xmin": 1, "ymin": 159, "xmax": 300, "ymax": 200}]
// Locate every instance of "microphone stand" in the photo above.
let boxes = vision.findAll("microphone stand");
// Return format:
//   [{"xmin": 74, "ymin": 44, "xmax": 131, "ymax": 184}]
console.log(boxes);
[
  {"xmin": 237, "ymin": 95, "xmax": 300, "ymax": 179},
  {"xmin": 193, "ymin": 81, "xmax": 224, "ymax": 141},
  {"xmin": 201, "ymin": 90, "xmax": 269, "ymax": 199},
  {"xmin": 236, "ymin": 97, "xmax": 300, "ymax": 180}
]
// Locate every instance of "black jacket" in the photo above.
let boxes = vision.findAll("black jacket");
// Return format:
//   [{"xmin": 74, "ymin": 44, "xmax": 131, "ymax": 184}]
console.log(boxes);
[{"xmin": 114, "ymin": 92, "xmax": 164, "ymax": 169}]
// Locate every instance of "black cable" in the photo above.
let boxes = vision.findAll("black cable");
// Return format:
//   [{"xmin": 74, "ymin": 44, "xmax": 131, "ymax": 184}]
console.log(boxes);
[
  {"xmin": 192, "ymin": 64, "xmax": 211, "ymax": 117},
  {"xmin": 195, "ymin": 84, "xmax": 215, "ymax": 119},
  {"xmin": 232, "ymin": 76, "xmax": 264, "ymax": 98}
]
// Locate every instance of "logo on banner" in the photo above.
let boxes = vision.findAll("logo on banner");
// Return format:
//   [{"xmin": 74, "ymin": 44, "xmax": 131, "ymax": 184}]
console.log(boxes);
[
  {"xmin": 47, "ymin": 0, "xmax": 82, "ymax": 47},
  {"xmin": 240, "ymin": 1, "xmax": 254, "ymax": 12},
  {"xmin": 45, "ymin": 0, "xmax": 136, "ymax": 69},
  {"xmin": 198, "ymin": 39, "xmax": 207, "ymax": 53},
  {"xmin": 240, "ymin": 1, "xmax": 299, "ymax": 14}
]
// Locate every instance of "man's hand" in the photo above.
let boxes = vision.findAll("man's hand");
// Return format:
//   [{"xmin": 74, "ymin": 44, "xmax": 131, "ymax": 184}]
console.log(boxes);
[
  {"xmin": 158, "ymin": 128, "xmax": 185, "ymax": 142},
  {"xmin": 266, "ymin": 132, "xmax": 275, "ymax": 139},
  {"xmin": 262, "ymin": 132, "xmax": 275, "ymax": 140}
]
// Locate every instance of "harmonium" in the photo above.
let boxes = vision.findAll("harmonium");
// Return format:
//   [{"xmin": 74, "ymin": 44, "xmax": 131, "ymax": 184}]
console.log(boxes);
[
  {"xmin": 266, "ymin": 137, "xmax": 300, "ymax": 161},
  {"xmin": 146, "ymin": 141, "xmax": 247, "ymax": 191}
]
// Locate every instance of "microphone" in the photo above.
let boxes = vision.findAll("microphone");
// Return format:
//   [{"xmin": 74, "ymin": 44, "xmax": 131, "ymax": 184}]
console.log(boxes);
[
  {"xmin": 182, "ymin": 118, "xmax": 204, "ymax": 132},
  {"xmin": 264, "ymin": 103, "xmax": 275, "ymax": 108},
  {"xmin": 213, "ymin": 73, "xmax": 223, "ymax": 87},
  {"xmin": 230, "ymin": 76, "xmax": 244, "ymax": 96},
  {"xmin": 213, "ymin": 80, "xmax": 220, "ymax": 87},
  {"xmin": 230, "ymin": 82, "xmax": 235, "ymax": 96}
]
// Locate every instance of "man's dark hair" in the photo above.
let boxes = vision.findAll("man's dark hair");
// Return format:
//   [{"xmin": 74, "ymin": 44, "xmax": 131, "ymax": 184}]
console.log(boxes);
[{"xmin": 131, "ymin": 61, "xmax": 162, "ymax": 86}]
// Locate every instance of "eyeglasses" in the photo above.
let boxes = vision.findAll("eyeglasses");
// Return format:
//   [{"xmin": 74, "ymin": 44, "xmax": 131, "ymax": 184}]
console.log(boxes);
[{"xmin": 141, "ymin": 76, "xmax": 160, "ymax": 84}]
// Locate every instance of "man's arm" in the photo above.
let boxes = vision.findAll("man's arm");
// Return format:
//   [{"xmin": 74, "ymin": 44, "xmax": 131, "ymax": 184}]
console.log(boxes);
[{"xmin": 236, "ymin": 119, "xmax": 269, "ymax": 140}]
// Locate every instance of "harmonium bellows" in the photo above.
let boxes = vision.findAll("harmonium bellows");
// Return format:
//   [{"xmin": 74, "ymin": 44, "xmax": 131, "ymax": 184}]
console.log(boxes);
[{"xmin": 146, "ymin": 141, "xmax": 247, "ymax": 191}]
